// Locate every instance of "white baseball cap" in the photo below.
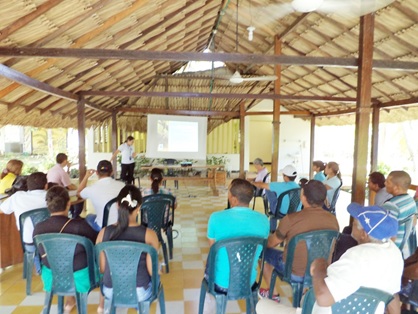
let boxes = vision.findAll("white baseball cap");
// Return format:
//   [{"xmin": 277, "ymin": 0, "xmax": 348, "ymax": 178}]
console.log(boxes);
[{"xmin": 279, "ymin": 164, "xmax": 297, "ymax": 177}]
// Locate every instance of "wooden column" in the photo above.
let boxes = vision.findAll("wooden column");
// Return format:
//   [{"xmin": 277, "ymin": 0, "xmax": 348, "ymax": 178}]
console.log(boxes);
[
  {"xmin": 77, "ymin": 97, "xmax": 86, "ymax": 181},
  {"xmin": 111, "ymin": 110, "xmax": 118, "ymax": 175},
  {"xmin": 370, "ymin": 104, "xmax": 380, "ymax": 171},
  {"xmin": 271, "ymin": 36, "xmax": 282, "ymax": 182},
  {"xmin": 309, "ymin": 115, "xmax": 316, "ymax": 179},
  {"xmin": 352, "ymin": 14, "xmax": 375, "ymax": 205},
  {"xmin": 239, "ymin": 101, "xmax": 245, "ymax": 179}
]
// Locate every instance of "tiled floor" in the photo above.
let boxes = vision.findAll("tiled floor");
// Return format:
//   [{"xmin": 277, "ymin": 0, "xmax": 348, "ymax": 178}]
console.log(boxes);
[{"xmin": 0, "ymin": 179, "xmax": 351, "ymax": 314}]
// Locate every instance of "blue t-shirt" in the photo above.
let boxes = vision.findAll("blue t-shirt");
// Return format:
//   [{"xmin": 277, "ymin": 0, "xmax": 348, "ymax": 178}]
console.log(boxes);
[
  {"xmin": 207, "ymin": 207, "xmax": 269, "ymax": 288},
  {"xmin": 313, "ymin": 172, "xmax": 326, "ymax": 182},
  {"xmin": 269, "ymin": 181, "xmax": 301, "ymax": 214},
  {"xmin": 323, "ymin": 176, "xmax": 341, "ymax": 204}
]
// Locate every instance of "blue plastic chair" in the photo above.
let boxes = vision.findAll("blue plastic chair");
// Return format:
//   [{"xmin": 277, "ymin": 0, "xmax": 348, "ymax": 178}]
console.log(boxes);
[
  {"xmin": 269, "ymin": 229, "xmax": 339, "ymax": 307},
  {"xmin": 198, "ymin": 236, "xmax": 267, "ymax": 314},
  {"xmin": 102, "ymin": 197, "xmax": 117, "ymax": 228},
  {"xmin": 142, "ymin": 194, "xmax": 176, "ymax": 259},
  {"xmin": 18, "ymin": 207, "xmax": 50, "ymax": 295},
  {"xmin": 399, "ymin": 214, "xmax": 415, "ymax": 257},
  {"xmin": 140, "ymin": 198, "xmax": 171, "ymax": 273},
  {"xmin": 302, "ymin": 287, "xmax": 393, "ymax": 314},
  {"xmin": 95, "ymin": 241, "xmax": 165, "ymax": 314},
  {"xmin": 324, "ymin": 181, "xmax": 343, "ymax": 214},
  {"xmin": 34, "ymin": 233, "xmax": 98, "ymax": 314}
]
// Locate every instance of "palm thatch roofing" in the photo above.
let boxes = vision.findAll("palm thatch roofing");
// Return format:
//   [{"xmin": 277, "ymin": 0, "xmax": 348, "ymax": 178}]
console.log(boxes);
[{"xmin": 0, "ymin": 0, "xmax": 416, "ymax": 132}]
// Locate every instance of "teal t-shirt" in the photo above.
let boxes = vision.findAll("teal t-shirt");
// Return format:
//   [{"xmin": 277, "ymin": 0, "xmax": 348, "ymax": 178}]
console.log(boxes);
[
  {"xmin": 207, "ymin": 207, "xmax": 269, "ymax": 289},
  {"xmin": 313, "ymin": 172, "xmax": 326, "ymax": 182},
  {"xmin": 269, "ymin": 181, "xmax": 301, "ymax": 214}
]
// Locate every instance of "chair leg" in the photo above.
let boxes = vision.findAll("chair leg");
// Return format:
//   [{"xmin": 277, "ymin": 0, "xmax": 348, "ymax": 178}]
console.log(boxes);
[
  {"xmin": 252, "ymin": 197, "xmax": 256, "ymax": 210},
  {"xmin": 166, "ymin": 227, "xmax": 173, "ymax": 260},
  {"xmin": 43, "ymin": 291, "xmax": 53, "ymax": 314},
  {"xmin": 215, "ymin": 294, "xmax": 227, "ymax": 314},
  {"xmin": 75, "ymin": 292, "xmax": 89, "ymax": 314},
  {"xmin": 104, "ymin": 296, "xmax": 114, "ymax": 314},
  {"xmin": 159, "ymin": 286, "xmax": 166, "ymax": 314},
  {"xmin": 57, "ymin": 295, "xmax": 64, "ymax": 314},
  {"xmin": 26, "ymin": 252, "xmax": 35, "ymax": 295},
  {"xmin": 291, "ymin": 282, "xmax": 303, "ymax": 308},
  {"xmin": 139, "ymin": 302, "xmax": 150, "ymax": 314},
  {"xmin": 161, "ymin": 242, "xmax": 169, "ymax": 273},
  {"xmin": 246, "ymin": 293, "xmax": 257, "ymax": 314},
  {"xmin": 269, "ymin": 270, "xmax": 278, "ymax": 298},
  {"xmin": 198, "ymin": 282, "xmax": 207, "ymax": 314}
]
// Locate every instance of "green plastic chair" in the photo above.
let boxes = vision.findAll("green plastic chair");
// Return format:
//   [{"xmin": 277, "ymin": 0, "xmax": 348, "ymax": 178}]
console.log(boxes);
[
  {"xmin": 198, "ymin": 236, "xmax": 267, "ymax": 314},
  {"xmin": 140, "ymin": 198, "xmax": 171, "ymax": 273},
  {"xmin": 18, "ymin": 207, "xmax": 50, "ymax": 295},
  {"xmin": 102, "ymin": 197, "xmax": 117, "ymax": 228},
  {"xmin": 269, "ymin": 229, "xmax": 339, "ymax": 307},
  {"xmin": 34, "ymin": 233, "xmax": 98, "ymax": 314},
  {"xmin": 95, "ymin": 241, "xmax": 165, "ymax": 314},
  {"xmin": 301, "ymin": 287, "xmax": 393, "ymax": 314},
  {"xmin": 142, "ymin": 194, "xmax": 176, "ymax": 259},
  {"xmin": 324, "ymin": 181, "xmax": 343, "ymax": 214},
  {"xmin": 399, "ymin": 214, "xmax": 415, "ymax": 257},
  {"xmin": 252, "ymin": 172, "xmax": 270, "ymax": 210}
]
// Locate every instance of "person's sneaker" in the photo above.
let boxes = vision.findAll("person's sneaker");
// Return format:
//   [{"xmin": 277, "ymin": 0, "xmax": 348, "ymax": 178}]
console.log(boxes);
[{"xmin": 258, "ymin": 288, "xmax": 280, "ymax": 303}]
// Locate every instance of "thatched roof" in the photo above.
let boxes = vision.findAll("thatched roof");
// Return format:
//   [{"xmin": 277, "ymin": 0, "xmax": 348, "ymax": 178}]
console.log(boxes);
[{"xmin": 0, "ymin": 0, "xmax": 416, "ymax": 131}]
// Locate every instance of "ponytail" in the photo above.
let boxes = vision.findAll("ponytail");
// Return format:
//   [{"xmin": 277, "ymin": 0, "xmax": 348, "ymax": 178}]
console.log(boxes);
[{"xmin": 150, "ymin": 168, "xmax": 163, "ymax": 194}]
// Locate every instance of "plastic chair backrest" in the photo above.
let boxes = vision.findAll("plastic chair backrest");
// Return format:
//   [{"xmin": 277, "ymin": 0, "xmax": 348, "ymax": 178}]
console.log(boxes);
[
  {"xmin": 328, "ymin": 181, "xmax": 343, "ymax": 214},
  {"xmin": 140, "ymin": 198, "xmax": 171, "ymax": 239},
  {"xmin": 273, "ymin": 187, "xmax": 301, "ymax": 218},
  {"xmin": 19, "ymin": 207, "xmax": 50, "ymax": 249},
  {"xmin": 205, "ymin": 236, "xmax": 267, "ymax": 299},
  {"xmin": 95, "ymin": 241, "xmax": 160, "ymax": 307},
  {"xmin": 302, "ymin": 287, "xmax": 393, "ymax": 314},
  {"xmin": 284, "ymin": 230, "xmax": 339, "ymax": 289},
  {"xmin": 399, "ymin": 214, "xmax": 414, "ymax": 253},
  {"xmin": 253, "ymin": 172, "xmax": 271, "ymax": 197},
  {"xmin": 143, "ymin": 194, "xmax": 176, "ymax": 226},
  {"xmin": 34, "ymin": 233, "xmax": 98, "ymax": 294},
  {"xmin": 102, "ymin": 197, "xmax": 117, "ymax": 228}
]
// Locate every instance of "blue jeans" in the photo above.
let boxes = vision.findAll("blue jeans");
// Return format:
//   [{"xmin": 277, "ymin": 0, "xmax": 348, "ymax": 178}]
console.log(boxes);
[
  {"xmin": 103, "ymin": 282, "xmax": 152, "ymax": 302},
  {"xmin": 85, "ymin": 214, "xmax": 101, "ymax": 232},
  {"xmin": 24, "ymin": 244, "xmax": 41, "ymax": 275},
  {"xmin": 265, "ymin": 190, "xmax": 278, "ymax": 232},
  {"xmin": 264, "ymin": 248, "xmax": 304, "ymax": 283}
]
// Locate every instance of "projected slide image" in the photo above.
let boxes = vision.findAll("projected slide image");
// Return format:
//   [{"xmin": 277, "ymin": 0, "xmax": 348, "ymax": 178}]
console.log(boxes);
[{"xmin": 157, "ymin": 120, "xmax": 198, "ymax": 152}]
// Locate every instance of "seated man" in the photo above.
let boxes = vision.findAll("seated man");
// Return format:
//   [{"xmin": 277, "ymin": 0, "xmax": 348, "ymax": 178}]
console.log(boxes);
[
  {"xmin": 77, "ymin": 160, "xmax": 125, "ymax": 231},
  {"xmin": 33, "ymin": 186, "xmax": 98, "ymax": 312},
  {"xmin": 258, "ymin": 180, "xmax": 339, "ymax": 301},
  {"xmin": 0, "ymin": 172, "xmax": 48, "ymax": 274},
  {"xmin": 47, "ymin": 153, "xmax": 77, "ymax": 190},
  {"xmin": 253, "ymin": 164, "xmax": 301, "ymax": 232},
  {"xmin": 206, "ymin": 178, "xmax": 269, "ymax": 292},
  {"xmin": 368, "ymin": 171, "xmax": 392, "ymax": 206},
  {"xmin": 257, "ymin": 203, "xmax": 403, "ymax": 314},
  {"xmin": 384, "ymin": 170, "xmax": 417, "ymax": 251}
]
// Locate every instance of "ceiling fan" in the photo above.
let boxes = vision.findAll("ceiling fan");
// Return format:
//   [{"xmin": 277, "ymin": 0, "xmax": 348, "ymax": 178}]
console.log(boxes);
[{"xmin": 263, "ymin": 0, "xmax": 395, "ymax": 19}]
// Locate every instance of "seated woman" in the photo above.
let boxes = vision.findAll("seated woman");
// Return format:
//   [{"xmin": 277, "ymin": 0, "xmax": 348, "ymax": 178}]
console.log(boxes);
[
  {"xmin": 323, "ymin": 161, "xmax": 342, "ymax": 208},
  {"xmin": 33, "ymin": 186, "xmax": 98, "ymax": 313},
  {"xmin": 96, "ymin": 185, "xmax": 159, "ymax": 313},
  {"xmin": 312, "ymin": 160, "xmax": 326, "ymax": 182},
  {"xmin": 0, "ymin": 159, "xmax": 24, "ymax": 193},
  {"xmin": 141, "ymin": 168, "xmax": 177, "ymax": 225}
]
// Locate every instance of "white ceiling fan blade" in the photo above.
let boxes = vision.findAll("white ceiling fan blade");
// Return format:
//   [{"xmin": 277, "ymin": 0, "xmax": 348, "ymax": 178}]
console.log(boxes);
[
  {"xmin": 229, "ymin": 71, "xmax": 244, "ymax": 84},
  {"xmin": 255, "ymin": 3, "xmax": 295, "ymax": 24},
  {"xmin": 318, "ymin": 0, "xmax": 395, "ymax": 17},
  {"xmin": 241, "ymin": 75, "xmax": 278, "ymax": 82}
]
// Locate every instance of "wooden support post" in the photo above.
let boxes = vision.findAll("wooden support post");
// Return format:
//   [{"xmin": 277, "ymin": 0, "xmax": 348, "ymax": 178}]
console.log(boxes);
[
  {"xmin": 352, "ymin": 14, "xmax": 375, "ymax": 205},
  {"xmin": 239, "ymin": 102, "xmax": 245, "ymax": 179},
  {"xmin": 370, "ymin": 104, "xmax": 380, "ymax": 171},
  {"xmin": 309, "ymin": 115, "xmax": 316, "ymax": 179},
  {"xmin": 111, "ymin": 110, "xmax": 118, "ymax": 176},
  {"xmin": 77, "ymin": 97, "xmax": 86, "ymax": 181},
  {"xmin": 271, "ymin": 36, "xmax": 282, "ymax": 182}
]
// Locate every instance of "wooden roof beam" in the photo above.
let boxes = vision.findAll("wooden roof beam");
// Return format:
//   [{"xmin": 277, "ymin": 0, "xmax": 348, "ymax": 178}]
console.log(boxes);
[{"xmin": 2, "ymin": 47, "xmax": 417, "ymax": 71}]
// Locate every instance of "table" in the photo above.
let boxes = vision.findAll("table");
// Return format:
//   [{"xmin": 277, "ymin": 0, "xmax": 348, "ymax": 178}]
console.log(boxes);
[
  {"xmin": 0, "ymin": 212, "xmax": 23, "ymax": 269},
  {"xmin": 139, "ymin": 165, "xmax": 225, "ymax": 196}
]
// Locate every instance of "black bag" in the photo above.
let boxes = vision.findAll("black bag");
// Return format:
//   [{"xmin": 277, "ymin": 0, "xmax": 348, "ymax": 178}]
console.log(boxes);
[{"xmin": 5, "ymin": 175, "xmax": 29, "ymax": 195}]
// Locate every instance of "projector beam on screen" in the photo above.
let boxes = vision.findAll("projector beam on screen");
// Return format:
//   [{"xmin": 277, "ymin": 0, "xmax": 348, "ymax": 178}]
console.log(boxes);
[{"xmin": 146, "ymin": 114, "xmax": 208, "ymax": 160}]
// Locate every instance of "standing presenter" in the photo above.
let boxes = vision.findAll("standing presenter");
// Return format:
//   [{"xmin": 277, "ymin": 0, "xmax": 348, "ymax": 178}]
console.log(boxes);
[{"xmin": 110, "ymin": 136, "xmax": 136, "ymax": 185}]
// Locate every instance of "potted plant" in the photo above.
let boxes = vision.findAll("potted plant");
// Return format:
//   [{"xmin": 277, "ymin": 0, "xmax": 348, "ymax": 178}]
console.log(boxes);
[{"xmin": 206, "ymin": 155, "xmax": 229, "ymax": 186}]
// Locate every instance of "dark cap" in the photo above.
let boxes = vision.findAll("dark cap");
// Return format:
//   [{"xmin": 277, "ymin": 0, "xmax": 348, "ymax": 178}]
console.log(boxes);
[{"xmin": 97, "ymin": 160, "xmax": 112, "ymax": 174}]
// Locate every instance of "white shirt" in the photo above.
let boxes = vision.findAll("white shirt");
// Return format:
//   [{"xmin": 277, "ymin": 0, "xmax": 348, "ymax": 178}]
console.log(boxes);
[
  {"xmin": 255, "ymin": 167, "xmax": 270, "ymax": 183},
  {"xmin": 80, "ymin": 177, "xmax": 125, "ymax": 227},
  {"xmin": 313, "ymin": 241, "xmax": 403, "ymax": 314},
  {"xmin": 118, "ymin": 142, "xmax": 135, "ymax": 164},
  {"xmin": 0, "ymin": 190, "xmax": 47, "ymax": 243}
]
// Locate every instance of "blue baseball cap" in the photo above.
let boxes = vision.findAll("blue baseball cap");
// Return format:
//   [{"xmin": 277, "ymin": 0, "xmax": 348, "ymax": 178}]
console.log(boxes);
[{"xmin": 347, "ymin": 203, "xmax": 398, "ymax": 241}]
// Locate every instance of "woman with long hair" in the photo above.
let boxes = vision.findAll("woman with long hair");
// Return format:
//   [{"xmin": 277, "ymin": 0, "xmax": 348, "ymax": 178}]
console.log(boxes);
[
  {"xmin": 0, "ymin": 159, "xmax": 23, "ymax": 193},
  {"xmin": 142, "ymin": 168, "xmax": 177, "ymax": 224},
  {"xmin": 312, "ymin": 160, "xmax": 326, "ymax": 182},
  {"xmin": 96, "ymin": 185, "xmax": 159, "ymax": 313},
  {"xmin": 323, "ymin": 161, "xmax": 342, "ymax": 207}
]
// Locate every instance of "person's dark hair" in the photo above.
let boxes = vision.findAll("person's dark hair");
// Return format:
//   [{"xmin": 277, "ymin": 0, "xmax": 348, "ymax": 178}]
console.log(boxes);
[
  {"xmin": 125, "ymin": 136, "xmax": 134, "ymax": 142},
  {"xmin": 27, "ymin": 172, "xmax": 47, "ymax": 190},
  {"xmin": 150, "ymin": 168, "xmax": 164, "ymax": 194},
  {"xmin": 47, "ymin": 182, "xmax": 58, "ymax": 190},
  {"xmin": 369, "ymin": 172, "xmax": 386, "ymax": 189},
  {"xmin": 96, "ymin": 160, "xmax": 113, "ymax": 176},
  {"xmin": 109, "ymin": 185, "xmax": 142, "ymax": 240},
  {"xmin": 46, "ymin": 186, "xmax": 70, "ymax": 213},
  {"xmin": 229, "ymin": 178, "xmax": 254, "ymax": 205},
  {"xmin": 302, "ymin": 180, "xmax": 327, "ymax": 207},
  {"xmin": 327, "ymin": 161, "xmax": 341, "ymax": 180},
  {"xmin": 56, "ymin": 153, "xmax": 68, "ymax": 164},
  {"xmin": 299, "ymin": 178, "xmax": 308, "ymax": 187},
  {"xmin": 313, "ymin": 160, "xmax": 326, "ymax": 171},
  {"xmin": 285, "ymin": 174, "xmax": 297, "ymax": 181}
]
